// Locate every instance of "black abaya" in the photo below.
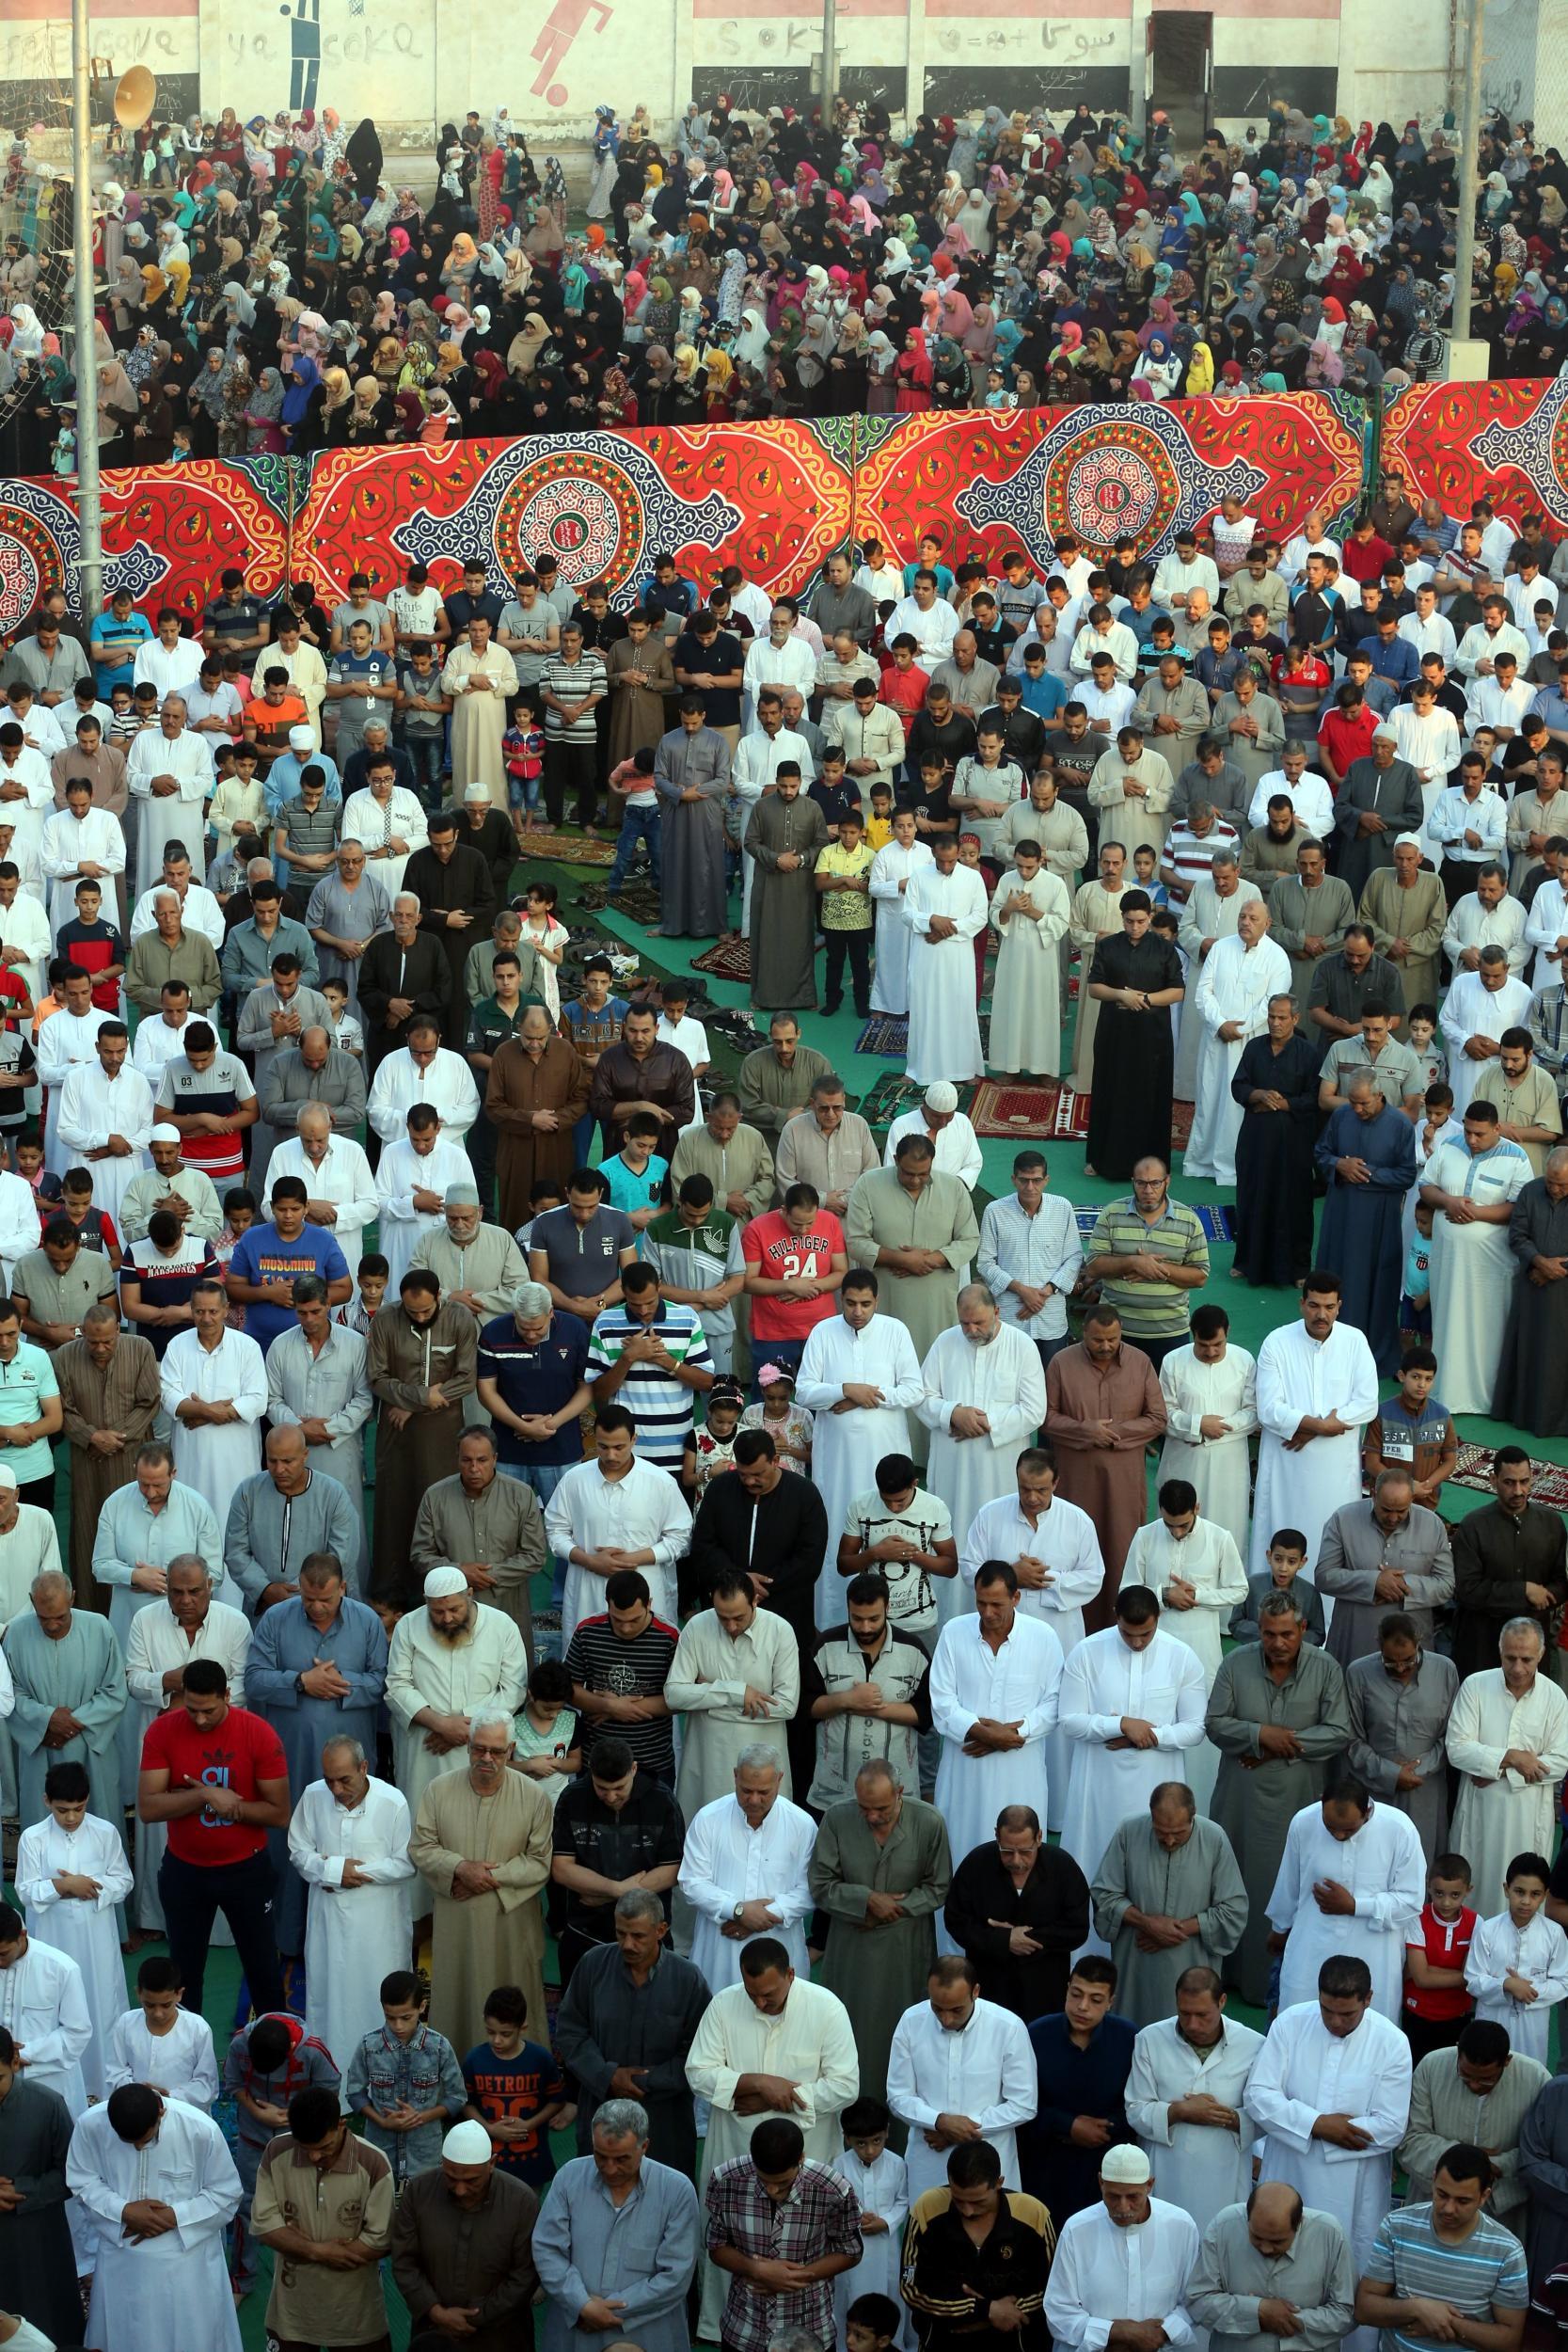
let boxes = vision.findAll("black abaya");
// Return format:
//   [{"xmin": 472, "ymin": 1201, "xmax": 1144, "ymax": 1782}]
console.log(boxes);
[
  {"xmin": 1084, "ymin": 931, "xmax": 1183, "ymax": 1180},
  {"xmin": 1230, "ymin": 1030, "xmax": 1321, "ymax": 1285}
]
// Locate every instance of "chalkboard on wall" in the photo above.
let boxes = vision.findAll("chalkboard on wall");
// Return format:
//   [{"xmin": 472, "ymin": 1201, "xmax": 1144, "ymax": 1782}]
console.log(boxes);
[
  {"xmin": 922, "ymin": 65, "xmax": 1129, "ymax": 117},
  {"xmin": 1212, "ymin": 67, "xmax": 1338, "ymax": 119},
  {"xmin": 691, "ymin": 66, "xmax": 907, "ymax": 113}
]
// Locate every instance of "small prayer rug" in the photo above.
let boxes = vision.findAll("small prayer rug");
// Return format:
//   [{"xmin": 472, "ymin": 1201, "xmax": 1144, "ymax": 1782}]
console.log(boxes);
[
  {"xmin": 691, "ymin": 937, "xmax": 752, "ymax": 983},
  {"xmin": 524, "ymin": 830, "xmax": 616, "ymax": 866},
  {"xmin": 858, "ymin": 1072, "xmax": 974, "ymax": 1129},
  {"xmin": 855, "ymin": 1013, "xmax": 909, "ymax": 1057},
  {"xmin": 1053, "ymin": 1089, "xmax": 1091, "ymax": 1140},
  {"xmin": 1449, "ymin": 1443, "xmax": 1568, "ymax": 1508},
  {"xmin": 970, "ymin": 1081, "xmax": 1063, "ymax": 1139}
]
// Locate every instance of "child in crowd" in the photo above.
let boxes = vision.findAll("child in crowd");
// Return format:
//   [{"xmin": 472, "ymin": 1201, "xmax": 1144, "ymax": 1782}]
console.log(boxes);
[
  {"xmin": 513, "ymin": 1177, "xmax": 564, "ymax": 1257},
  {"xmin": 846, "ymin": 2294, "xmax": 904, "ymax": 2352},
  {"xmin": 1364, "ymin": 1345, "xmax": 1460, "ymax": 1510},
  {"xmin": 336, "ymin": 1248, "xmax": 388, "ymax": 1337},
  {"xmin": 1406, "ymin": 1003, "xmax": 1446, "ymax": 1091},
  {"xmin": 741, "ymin": 1366, "xmax": 813, "ymax": 1471},
  {"xmin": 1403, "ymin": 1851, "xmax": 1478, "ymax": 2064},
  {"xmin": 605, "ymin": 745, "xmax": 661, "ymax": 891},
  {"xmin": 1465, "ymin": 1851, "xmax": 1568, "ymax": 2065},
  {"xmin": 13, "ymin": 1760, "xmax": 133, "ymax": 2099},
  {"xmin": 11, "ymin": 1129, "xmax": 57, "ymax": 1206},
  {"xmin": 502, "ymin": 692, "xmax": 546, "ymax": 834},
  {"xmin": 510, "ymin": 1658, "xmax": 581, "ymax": 1805},
  {"xmin": 461, "ymin": 1983, "xmax": 567, "ymax": 2187},
  {"xmin": 225, "ymin": 2009, "xmax": 341, "ymax": 2295},
  {"xmin": 1401, "ymin": 1201, "xmax": 1434, "ymax": 1345},
  {"xmin": 598, "ymin": 1107, "xmax": 669, "ymax": 1247},
  {"xmin": 518, "ymin": 879, "xmax": 566, "ymax": 1018},
  {"xmin": 1227, "ymin": 1528, "xmax": 1326, "ymax": 1646},
  {"xmin": 320, "ymin": 974, "xmax": 365, "ymax": 1058},
  {"xmin": 839, "ymin": 1453, "xmax": 956, "ymax": 1648},
  {"xmin": 683, "ymin": 1375, "xmax": 745, "ymax": 1498},
  {"xmin": 214, "ymin": 1184, "xmax": 259, "ymax": 1326},
  {"xmin": 832, "ymin": 2097, "xmax": 910, "ymax": 2346},
  {"xmin": 57, "ymin": 1167, "xmax": 121, "ymax": 1267},
  {"xmin": 655, "ymin": 978, "xmax": 709, "ymax": 1078},
  {"xmin": 1132, "ymin": 842, "xmax": 1171, "ymax": 908},
  {"xmin": 865, "ymin": 779, "xmax": 895, "ymax": 850},
  {"xmin": 345, "ymin": 1968, "xmax": 467, "ymax": 2192},
  {"xmin": 105, "ymin": 1953, "xmax": 218, "ymax": 2110}
]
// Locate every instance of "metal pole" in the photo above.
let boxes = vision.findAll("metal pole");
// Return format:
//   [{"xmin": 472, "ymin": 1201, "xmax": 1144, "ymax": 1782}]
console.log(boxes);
[
  {"xmin": 1450, "ymin": 0, "xmax": 1482, "ymax": 342},
  {"xmin": 70, "ymin": 0, "xmax": 103, "ymax": 621},
  {"xmin": 820, "ymin": 0, "xmax": 837, "ymax": 116}
]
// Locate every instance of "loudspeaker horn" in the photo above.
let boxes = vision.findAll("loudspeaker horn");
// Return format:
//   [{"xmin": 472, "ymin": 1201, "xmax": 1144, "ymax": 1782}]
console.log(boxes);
[{"xmin": 113, "ymin": 66, "xmax": 157, "ymax": 131}]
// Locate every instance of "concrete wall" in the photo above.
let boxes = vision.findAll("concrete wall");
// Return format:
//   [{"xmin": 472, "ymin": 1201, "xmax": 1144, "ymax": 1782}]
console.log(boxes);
[{"xmin": 1, "ymin": 0, "xmax": 1454, "ymax": 154}]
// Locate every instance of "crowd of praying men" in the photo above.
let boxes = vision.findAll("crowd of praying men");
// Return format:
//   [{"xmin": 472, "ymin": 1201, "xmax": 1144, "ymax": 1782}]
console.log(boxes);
[{"xmin": 1, "ymin": 496, "xmax": 1568, "ymax": 2352}]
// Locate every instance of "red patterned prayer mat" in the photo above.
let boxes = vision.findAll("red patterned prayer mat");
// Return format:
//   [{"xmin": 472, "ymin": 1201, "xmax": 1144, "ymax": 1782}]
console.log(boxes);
[
  {"xmin": 971, "ymin": 1081, "xmax": 1064, "ymax": 1139},
  {"xmin": 1449, "ymin": 1443, "xmax": 1568, "ymax": 1508},
  {"xmin": 691, "ymin": 937, "xmax": 752, "ymax": 983}
]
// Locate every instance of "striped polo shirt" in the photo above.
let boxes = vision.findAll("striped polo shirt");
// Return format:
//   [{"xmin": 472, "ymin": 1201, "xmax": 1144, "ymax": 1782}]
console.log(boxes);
[
  {"xmin": 1084, "ymin": 1196, "xmax": 1210, "ymax": 1343},
  {"xmin": 1365, "ymin": 2203, "xmax": 1527, "ymax": 2352},
  {"xmin": 586, "ymin": 1302, "xmax": 712, "ymax": 1469}
]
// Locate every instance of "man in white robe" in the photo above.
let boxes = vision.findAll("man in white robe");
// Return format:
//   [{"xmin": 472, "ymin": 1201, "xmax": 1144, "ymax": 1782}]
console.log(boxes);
[
  {"xmin": 40, "ymin": 790, "xmax": 125, "ymax": 931},
  {"xmin": 1044, "ymin": 2143, "xmax": 1202, "ymax": 2352},
  {"xmin": 796, "ymin": 1279, "xmax": 923, "ymax": 1615},
  {"xmin": 1156, "ymin": 1315, "xmax": 1259, "ymax": 1558},
  {"xmin": 1059, "ymin": 1590, "xmax": 1209, "ymax": 1887},
  {"xmin": 1421, "ymin": 1110, "xmax": 1530, "ymax": 1416},
  {"xmin": 929, "ymin": 1565, "xmax": 1062, "ymax": 1871},
  {"xmin": 884, "ymin": 1089, "xmax": 984, "ymax": 1190},
  {"xmin": 1175, "ymin": 853, "xmax": 1261, "ymax": 1098},
  {"xmin": 0, "ymin": 863, "xmax": 55, "ymax": 1003},
  {"xmin": 0, "ymin": 731, "xmax": 59, "ymax": 890},
  {"xmin": 886, "ymin": 1956, "xmax": 1037, "ymax": 2202},
  {"xmin": 1440, "ymin": 954, "xmax": 1533, "ymax": 1119},
  {"xmin": 374, "ymin": 1113, "xmax": 476, "ymax": 1294},
  {"xmin": 267, "ymin": 1110, "xmax": 379, "ymax": 1280},
  {"xmin": 1449, "ymin": 1618, "xmax": 1568, "ymax": 1912},
  {"xmin": 1268, "ymin": 1782, "xmax": 1426, "ymax": 2021},
  {"xmin": 1121, "ymin": 1486, "xmax": 1248, "ymax": 1807},
  {"xmin": 0, "ymin": 1910, "xmax": 90, "ymax": 2116},
  {"xmin": 366, "ymin": 1028, "xmax": 481, "ymax": 1146},
  {"xmin": 122, "ymin": 1558, "xmax": 250, "ymax": 1933},
  {"xmin": 125, "ymin": 704, "xmax": 214, "ymax": 883},
  {"xmin": 68, "ymin": 2087, "xmax": 243, "ymax": 2352},
  {"xmin": 545, "ymin": 1420, "xmax": 692, "ymax": 1636},
  {"xmin": 686, "ymin": 1950, "xmax": 858, "ymax": 2341},
  {"xmin": 676, "ymin": 1747, "xmax": 816, "ymax": 1992},
  {"xmin": 916, "ymin": 1288, "xmax": 1047, "ymax": 1608},
  {"xmin": 287, "ymin": 1738, "xmax": 414, "ymax": 2101},
  {"xmin": 1249, "ymin": 1283, "xmax": 1380, "ymax": 1579},
  {"xmin": 54, "ymin": 1023, "xmax": 154, "ymax": 1230},
  {"xmin": 35, "ymin": 976, "xmax": 111, "ymax": 1169},
  {"xmin": 1125, "ymin": 1970, "xmax": 1265, "ymax": 2235},
  {"xmin": 667, "ymin": 1576, "xmax": 800, "ymax": 1810},
  {"xmin": 961, "ymin": 1451, "xmax": 1102, "ymax": 1831},
  {"xmin": 868, "ymin": 817, "xmax": 932, "ymax": 1015},
  {"xmin": 989, "ymin": 847, "xmax": 1072, "ymax": 1079},
  {"xmin": 1184, "ymin": 905, "xmax": 1291, "ymax": 1184},
  {"xmin": 16, "ymin": 1805, "xmax": 133, "ymax": 2100},
  {"xmin": 1243, "ymin": 1966, "xmax": 1412, "ymax": 2352},
  {"xmin": 159, "ymin": 1286, "xmax": 267, "ymax": 1546},
  {"xmin": 384, "ymin": 1566, "xmax": 530, "ymax": 1823},
  {"xmin": 904, "ymin": 839, "xmax": 988, "ymax": 1085}
]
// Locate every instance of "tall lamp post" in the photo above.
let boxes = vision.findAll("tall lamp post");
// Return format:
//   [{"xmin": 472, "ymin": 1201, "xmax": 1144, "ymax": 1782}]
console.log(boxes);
[{"xmin": 70, "ymin": 0, "xmax": 104, "ymax": 616}]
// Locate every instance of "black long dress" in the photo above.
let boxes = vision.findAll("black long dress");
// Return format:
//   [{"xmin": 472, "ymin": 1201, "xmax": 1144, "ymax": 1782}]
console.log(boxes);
[
  {"xmin": 1494, "ymin": 1181, "xmax": 1568, "ymax": 1436},
  {"xmin": 1084, "ymin": 931, "xmax": 1183, "ymax": 1179},
  {"xmin": 1230, "ymin": 1030, "xmax": 1321, "ymax": 1284},
  {"xmin": 0, "ymin": 2074, "xmax": 82, "ymax": 2347}
]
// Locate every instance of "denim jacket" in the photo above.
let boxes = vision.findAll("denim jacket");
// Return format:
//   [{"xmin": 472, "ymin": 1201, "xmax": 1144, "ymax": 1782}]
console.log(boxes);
[{"xmin": 344, "ymin": 2023, "xmax": 466, "ymax": 2182}]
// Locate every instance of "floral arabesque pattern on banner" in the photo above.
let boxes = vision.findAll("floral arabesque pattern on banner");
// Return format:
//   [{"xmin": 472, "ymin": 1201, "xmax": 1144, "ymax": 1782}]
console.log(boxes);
[{"xmin": 4, "ymin": 388, "xmax": 1565, "ymax": 621}]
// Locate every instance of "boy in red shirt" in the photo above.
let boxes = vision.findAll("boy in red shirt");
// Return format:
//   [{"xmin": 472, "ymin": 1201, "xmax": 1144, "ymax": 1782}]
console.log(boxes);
[
  {"xmin": 740, "ymin": 1180, "xmax": 847, "ymax": 1388},
  {"xmin": 137, "ymin": 1656, "xmax": 290, "ymax": 2017},
  {"xmin": 1403, "ymin": 1851, "xmax": 1477, "ymax": 2064}
]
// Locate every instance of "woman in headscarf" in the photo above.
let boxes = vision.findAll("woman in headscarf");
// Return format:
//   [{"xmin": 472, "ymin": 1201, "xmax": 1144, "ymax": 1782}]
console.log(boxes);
[
  {"xmin": 186, "ymin": 343, "xmax": 230, "ymax": 456},
  {"xmin": 894, "ymin": 326, "xmax": 933, "ymax": 412},
  {"xmin": 133, "ymin": 370, "xmax": 176, "ymax": 463},
  {"xmin": 588, "ymin": 106, "xmax": 620, "ymax": 221},
  {"xmin": 96, "ymin": 356, "xmax": 138, "ymax": 456},
  {"xmin": 280, "ymin": 353, "xmax": 324, "ymax": 452}
]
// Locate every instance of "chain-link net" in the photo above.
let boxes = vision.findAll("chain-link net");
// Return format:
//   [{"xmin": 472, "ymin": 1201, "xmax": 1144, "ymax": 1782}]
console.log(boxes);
[{"xmin": 0, "ymin": 163, "xmax": 74, "ymax": 438}]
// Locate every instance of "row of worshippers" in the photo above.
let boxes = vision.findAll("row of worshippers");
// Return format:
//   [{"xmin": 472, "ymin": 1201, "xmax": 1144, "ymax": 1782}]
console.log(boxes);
[{"xmin": 9, "ymin": 1549, "xmax": 1568, "ymax": 2350}]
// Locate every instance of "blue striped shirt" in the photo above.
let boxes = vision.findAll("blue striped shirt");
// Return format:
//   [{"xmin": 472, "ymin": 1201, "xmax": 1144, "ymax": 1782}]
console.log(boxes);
[{"xmin": 1365, "ymin": 2203, "xmax": 1528, "ymax": 2352}]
